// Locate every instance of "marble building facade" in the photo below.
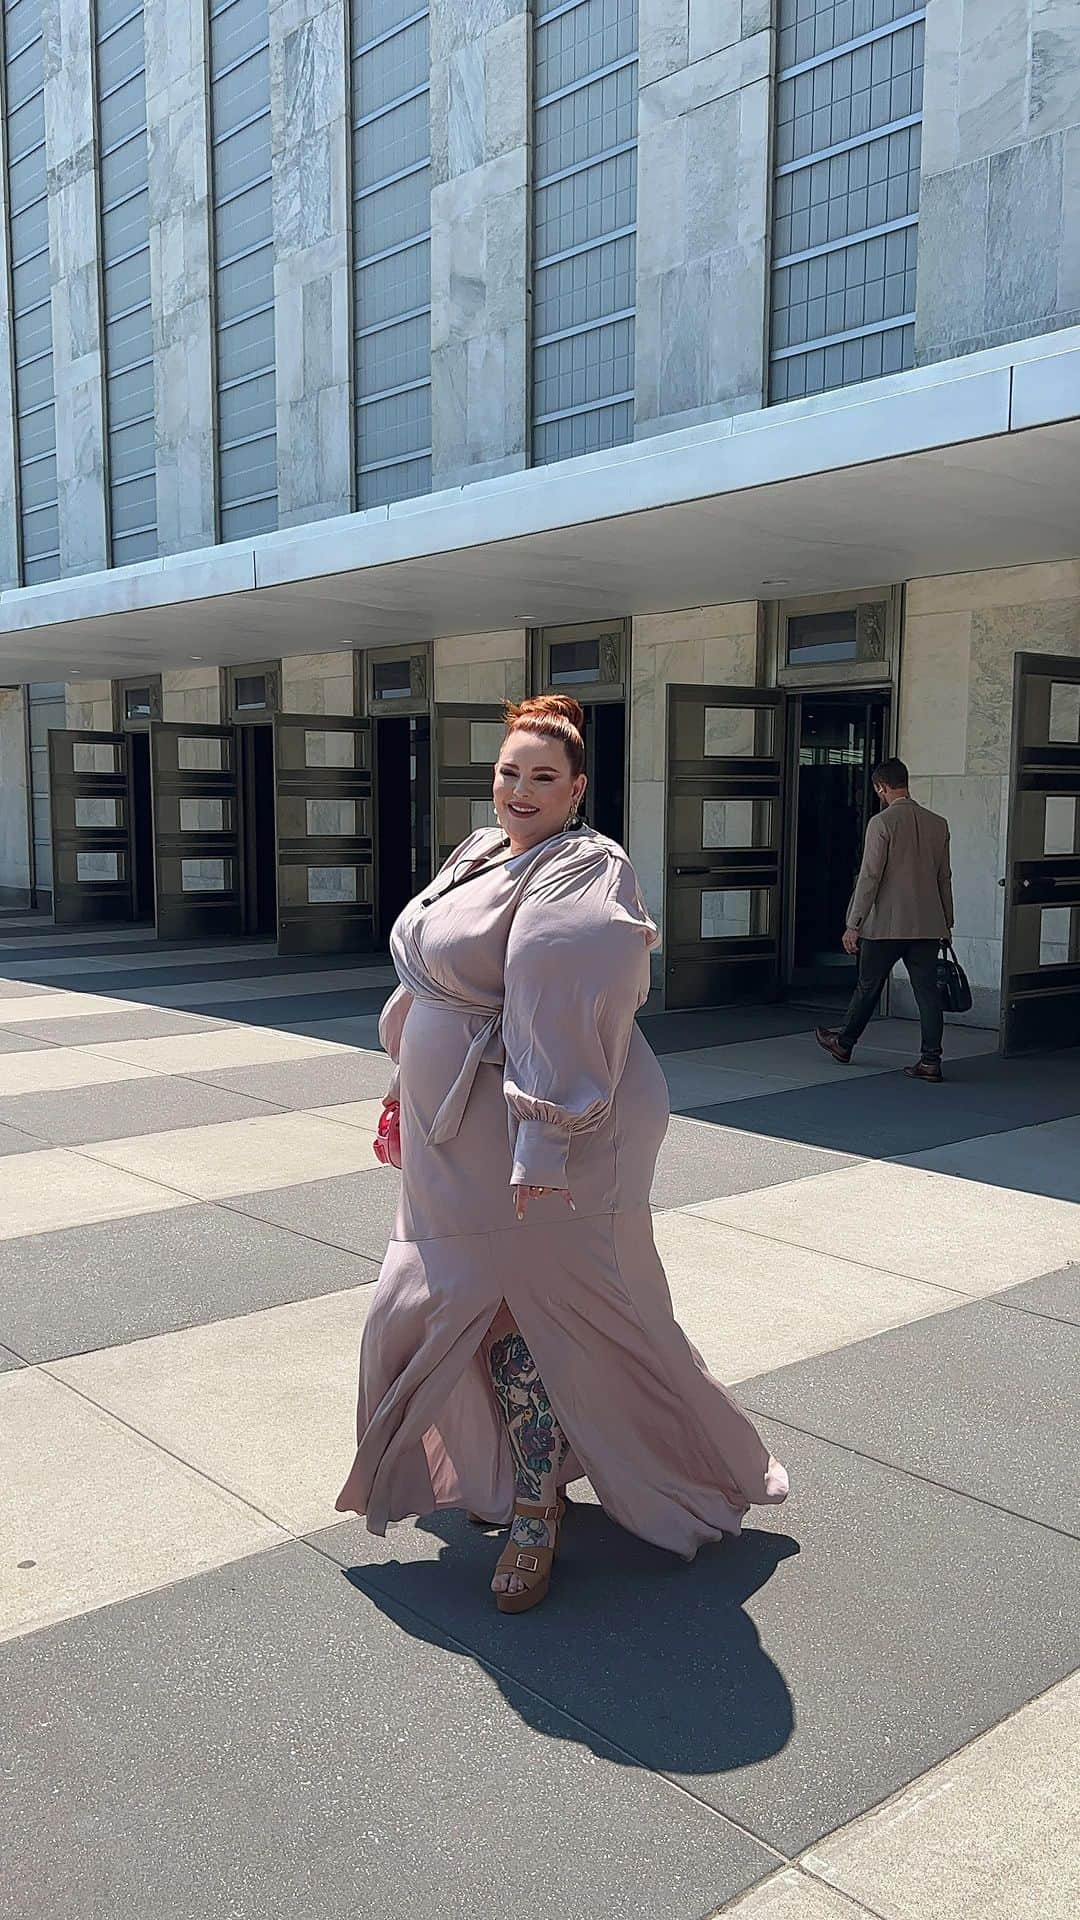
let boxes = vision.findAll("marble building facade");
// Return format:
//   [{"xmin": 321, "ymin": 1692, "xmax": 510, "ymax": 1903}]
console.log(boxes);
[{"xmin": 0, "ymin": 0, "xmax": 1078, "ymax": 1034}]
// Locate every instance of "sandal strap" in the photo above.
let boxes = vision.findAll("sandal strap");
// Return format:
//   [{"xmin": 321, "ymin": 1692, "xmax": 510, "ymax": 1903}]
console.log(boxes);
[{"xmin": 495, "ymin": 1496, "xmax": 564, "ymax": 1584}]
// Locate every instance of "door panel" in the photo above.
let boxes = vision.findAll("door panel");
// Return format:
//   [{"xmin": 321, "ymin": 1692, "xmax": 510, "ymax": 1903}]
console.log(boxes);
[
  {"xmin": 434, "ymin": 704, "xmax": 504, "ymax": 862},
  {"xmin": 150, "ymin": 722, "xmax": 243, "ymax": 941},
  {"xmin": 665, "ymin": 685, "xmax": 784, "ymax": 1009},
  {"xmin": 48, "ymin": 730, "xmax": 135, "ymax": 925},
  {"xmin": 1001, "ymin": 653, "xmax": 1080, "ymax": 1053},
  {"xmin": 274, "ymin": 713, "xmax": 374, "ymax": 955}
]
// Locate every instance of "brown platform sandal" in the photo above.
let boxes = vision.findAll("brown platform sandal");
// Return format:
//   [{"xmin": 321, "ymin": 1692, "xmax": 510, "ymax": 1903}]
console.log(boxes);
[{"xmin": 493, "ymin": 1497, "xmax": 565, "ymax": 1615}]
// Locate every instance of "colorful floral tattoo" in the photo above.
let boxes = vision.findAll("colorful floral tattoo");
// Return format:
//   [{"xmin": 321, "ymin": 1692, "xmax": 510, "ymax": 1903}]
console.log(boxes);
[{"xmin": 487, "ymin": 1331, "xmax": 568, "ymax": 1505}]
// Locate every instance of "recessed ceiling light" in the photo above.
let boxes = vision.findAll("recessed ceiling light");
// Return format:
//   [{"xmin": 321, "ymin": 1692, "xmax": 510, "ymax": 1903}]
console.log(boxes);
[
  {"xmin": 761, "ymin": 579, "xmax": 789, "ymax": 588},
  {"xmin": 190, "ymin": 655, "xmax": 202, "ymax": 660}
]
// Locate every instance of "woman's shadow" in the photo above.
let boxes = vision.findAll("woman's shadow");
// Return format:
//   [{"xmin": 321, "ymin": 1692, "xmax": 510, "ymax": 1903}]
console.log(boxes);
[{"xmin": 344, "ymin": 1498, "xmax": 798, "ymax": 1775}]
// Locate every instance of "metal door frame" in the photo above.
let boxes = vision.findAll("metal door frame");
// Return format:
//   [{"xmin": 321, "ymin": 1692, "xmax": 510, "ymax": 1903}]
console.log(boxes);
[
  {"xmin": 1000, "ymin": 651, "xmax": 1080, "ymax": 1054},
  {"xmin": 273, "ymin": 711, "xmax": 376, "ymax": 954},
  {"xmin": 149, "ymin": 720, "xmax": 244, "ymax": 941},
  {"xmin": 47, "ymin": 729, "xmax": 135, "ymax": 925}
]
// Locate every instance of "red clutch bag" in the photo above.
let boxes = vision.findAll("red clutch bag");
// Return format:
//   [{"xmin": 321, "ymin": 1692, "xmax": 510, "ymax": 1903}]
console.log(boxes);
[{"xmin": 373, "ymin": 1102, "xmax": 402, "ymax": 1169}]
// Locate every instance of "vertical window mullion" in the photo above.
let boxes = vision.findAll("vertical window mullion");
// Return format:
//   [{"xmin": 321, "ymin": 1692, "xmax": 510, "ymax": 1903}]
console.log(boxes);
[{"xmin": 2, "ymin": 1, "xmax": 59, "ymax": 582}]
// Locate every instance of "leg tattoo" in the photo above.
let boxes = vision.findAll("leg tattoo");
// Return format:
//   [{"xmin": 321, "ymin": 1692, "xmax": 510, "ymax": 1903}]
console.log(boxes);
[{"xmin": 487, "ymin": 1331, "xmax": 568, "ymax": 1504}]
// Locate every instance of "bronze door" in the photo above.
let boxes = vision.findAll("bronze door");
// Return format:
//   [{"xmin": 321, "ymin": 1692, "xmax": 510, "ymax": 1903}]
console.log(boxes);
[
  {"xmin": 433, "ymin": 704, "xmax": 504, "ymax": 863},
  {"xmin": 150, "ymin": 722, "xmax": 243, "ymax": 940},
  {"xmin": 274, "ymin": 713, "xmax": 375, "ymax": 955},
  {"xmin": 48, "ymin": 730, "xmax": 135, "ymax": 925},
  {"xmin": 664, "ymin": 685, "xmax": 785, "ymax": 1009},
  {"xmin": 1001, "ymin": 652, "xmax": 1080, "ymax": 1053}
]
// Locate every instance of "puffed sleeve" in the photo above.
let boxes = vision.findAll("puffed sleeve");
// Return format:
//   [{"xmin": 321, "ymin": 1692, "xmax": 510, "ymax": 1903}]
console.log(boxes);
[{"xmin": 502, "ymin": 843, "xmax": 658, "ymax": 1188}]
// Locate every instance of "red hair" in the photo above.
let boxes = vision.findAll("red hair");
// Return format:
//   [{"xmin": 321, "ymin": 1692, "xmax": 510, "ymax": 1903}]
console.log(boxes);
[{"xmin": 502, "ymin": 694, "xmax": 585, "ymax": 778}]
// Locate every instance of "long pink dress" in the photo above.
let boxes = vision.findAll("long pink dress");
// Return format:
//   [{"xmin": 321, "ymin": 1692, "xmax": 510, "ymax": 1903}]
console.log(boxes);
[{"xmin": 336, "ymin": 824, "xmax": 788, "ymax": 1559}]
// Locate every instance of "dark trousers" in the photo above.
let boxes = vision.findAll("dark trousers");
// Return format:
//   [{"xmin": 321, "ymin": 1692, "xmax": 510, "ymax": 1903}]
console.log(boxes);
[{"xmin": 838, "ymin": 937, "xmax": 944, "ymax": 1061}]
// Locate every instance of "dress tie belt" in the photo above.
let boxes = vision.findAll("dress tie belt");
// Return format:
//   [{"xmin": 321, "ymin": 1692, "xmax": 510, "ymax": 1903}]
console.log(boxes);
[{"xmin": 425, "ymin": 1008, "xmax": 504, "ymax": 1146}]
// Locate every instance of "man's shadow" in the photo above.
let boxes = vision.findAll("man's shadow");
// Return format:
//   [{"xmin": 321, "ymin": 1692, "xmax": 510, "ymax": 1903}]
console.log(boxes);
[{"xmin": 344, "ymin": 1500, "xmax": 798, "ymax": 1775}]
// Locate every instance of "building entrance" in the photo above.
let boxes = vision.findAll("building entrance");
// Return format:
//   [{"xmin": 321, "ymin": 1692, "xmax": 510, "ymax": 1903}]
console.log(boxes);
[
  {"xmin": 238, "ymin": 722, "xmax": 278, "ymax": 938},
  {"xmin": 375, "ymin": 713, "xmax": 432, "ymax": 941},
  {"xmin": 784, "ymin": 690, "xmax": 890, "ymax": 996}
]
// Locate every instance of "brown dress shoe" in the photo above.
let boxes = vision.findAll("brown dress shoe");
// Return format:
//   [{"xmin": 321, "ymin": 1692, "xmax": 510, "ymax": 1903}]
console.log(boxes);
[
  {"xmin": 904, "ymin": 1061, "xmax": 944, "ymax": 1082},
  {"xmin": 814, "ymin": 1027, "xmax": 852, "ymax": 1064}
]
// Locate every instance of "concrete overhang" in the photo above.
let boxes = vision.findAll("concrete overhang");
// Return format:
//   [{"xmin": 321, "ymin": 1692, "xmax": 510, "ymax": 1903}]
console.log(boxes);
[{"xmin": 2, "ymin": 327, "xmax": 1079, "ymax": 682}]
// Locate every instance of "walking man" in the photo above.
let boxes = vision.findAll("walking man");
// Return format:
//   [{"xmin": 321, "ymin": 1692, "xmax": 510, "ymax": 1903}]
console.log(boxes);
[{"xmin": 815, "ymin": 758, "xmax": 954, "ymax": 1082}]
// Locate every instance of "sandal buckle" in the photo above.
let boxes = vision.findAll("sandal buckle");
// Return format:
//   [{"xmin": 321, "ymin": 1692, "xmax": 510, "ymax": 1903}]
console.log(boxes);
[{"xmin": 514, "ymin": 1552, "xmax": 540, "ymax": 1573}]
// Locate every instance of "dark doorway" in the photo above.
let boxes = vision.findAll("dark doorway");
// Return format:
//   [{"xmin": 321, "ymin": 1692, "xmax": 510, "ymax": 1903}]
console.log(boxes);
[
  {"xmin": 239, "ymin": 724, "xmax": 279, "ymax": 937},
  {"xmin": 786, "ymin": 690, "xmax": 889, "ymax": 996},
  {"xmin": 581, "ymin": 701, "xmax": 625, "ymax": 844},
  {"xmin": 127, "ymin": 731, "xmax": 155, "ymax": 921},
  {"xmin": 376, "ymin": 713, "xmax": 432, "ymax": 942}
]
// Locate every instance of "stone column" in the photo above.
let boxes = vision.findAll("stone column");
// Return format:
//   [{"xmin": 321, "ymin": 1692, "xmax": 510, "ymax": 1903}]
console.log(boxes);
[
  {"xmin": 43, "ymin": 0, "xmax": 108, "ymax": 575},
  {"xmin": 429, "ymin": 0, "xmax": 530, "ymax": 490},
  {"xmin": 144, "ymin": 0, "xmax": 217, "ymax": 553},
  {"xmin": 0, "ymin": 122, "xmax": 20, "ymax": 588},
  {"xmin": 270, "ymin": 0, "xmax": 353, "ymax": 526},
  {"xmin": 916, "ymin": 0, "xmax": 1080, "ymax": 364},
  {"xmin": 635, "ymin": 0, "xmax": 773, "ymax": 438}
]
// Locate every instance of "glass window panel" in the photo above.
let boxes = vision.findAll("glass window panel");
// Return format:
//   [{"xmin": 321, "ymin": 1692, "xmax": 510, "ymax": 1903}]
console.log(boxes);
[
  {"xmin": 305, "ymin": 729, "xmax": 355, "ymax": 768},
  {"xmin": 702, "ymin": 800, "xmax": 774, "ymax": 849},
  {"xmin": 77, "ymin": 850, "xmax": 121, "ymax": 882},
  {"xmin": 700, "ymin": 888, "xmax": 771, "ymax": 941},
  {"xmin": 549, "ymin": 638, "xmax": 601, "ymax": 684},
  {"xmin": 1039, "ymin": 905, "xmax": 1074, "ymax": 967},
  {"xmin": 372, "ymin": 658, "xmax": 412, "ymax": 699},
  {"xmin": 1043, "ymin": 796, "xmax": 1078, "ymax": 857},
  {"xmin": 72, "ymin": 741, "xmax": 119, "ymax": 774},
  {"xmin": 233, "ymin": 674, "xmax": 267, "ymax": 710},
  {"xmin": 124, "ymin": 687, "xmax": 153, "ymax": 719},
  {"xmin": 307, "ymin": 864, "xmax": 359, "ymax": 904},
  {"xmin": 182, "ymin": 857, "xmax": 229, "ymax": 893},
  {"xmin": 703, "ymin": 706, "xmax": 775, "ymax": 758},
  {"xmin": 179, "ymin": 797, "xmax": 228, "ymax": 832},
  {"xmin": 1048, "ymin": 682, "xmax": 1080, "ymax": 745},
  {"xmin": 472, "ymin": 721, "xmax": 506, "ymax": 764},
  {"xmin": 786, "ymin": 609, "xmax": 859, "ymax": 663},
  {"xmin": 177, "ymin": 734, "xmax": 225, "ymax": 771},
  {"xmin": 75, "ymin": 796, "xmax": 122, "ymax": 828},
  {"xmin": 306, "ymin": 798, "xmax": 359, "ymax": 836}
]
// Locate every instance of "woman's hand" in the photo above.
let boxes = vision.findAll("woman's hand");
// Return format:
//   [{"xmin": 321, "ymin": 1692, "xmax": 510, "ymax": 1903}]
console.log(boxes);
[
  {"xmin": 382, "ymin": 1094, "xmax": 400, "ymax": 1111},
  {"xmin": 513, "ymin": 1184, "xmax": 575, "ymax": 1222}
]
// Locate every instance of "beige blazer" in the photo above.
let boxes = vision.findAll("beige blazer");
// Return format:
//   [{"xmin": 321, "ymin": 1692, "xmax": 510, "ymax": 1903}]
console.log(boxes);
[{"xmin": 847, "ymin": 797, "xmax": 954, "ymax": 941}]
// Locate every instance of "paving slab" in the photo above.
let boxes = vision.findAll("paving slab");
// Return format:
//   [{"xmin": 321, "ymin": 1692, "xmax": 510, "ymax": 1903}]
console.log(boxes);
[
  {"xmin": 0, "ymin": 1369, "xmax": 285, "ymax": 1642},
  {"xmin": 0, "ymin": 1147, "xmax": 188, "ymax": 1241},
  {"xmin": 661, "ymin": 1058, "xmax": 824, "ymax": 1113},
  {"xmin": 9, "ymin": 1008, "xmax": 232, "ymax": 1046},
  {"xmin": 0, "ymin": 989, "xmax": 136, "ymax": 1023},
  {"xmin": 742, "ymin": 1296, "xmax": 1080, "ymax": 1535},
  {"xmin": 111, "ymin": 968, "xmax": 394, "ymax": 1011},
  {"xmin": 0, "ymin": 1029, "xmax": 52, "ymax": 1053},
  {"xmin": 89, "ymin": 1025, "xmax": 351, "ymax": 1073},
  {"xmin": 637, "ymin": 1005, "xmax": 831, "ymax": 1054},
  {"xmin": 317, "ymin": 1417, "xmax": 1080, "ymax": 1859},
  {"xmin": 189, "ymin": 987, "xmax": 389, "ymax": 1027},
  {"xmin": 650, "ymin": 1115, "xmax": 859, "ymax": 1209},
  {"xmin": 277, "ymin": 1014, "xmax": 385, "ymax": 1047},
  {"xmin": 900, "ymin": 1113, "xmax": 1080, "ymax": 1204},
  {"xmin": 657, "ymin": 1212, "xmax": 959, "ymax": 1381},
  {"xmin": 695, "ymin": 1160, "xmax": 1080, "ymax": 1290},
  {"xmin": 228, "ymin": 1166, "xmax": 401, "ymax": 1259},
  {"xmin": 0, "ymin": 1343, "xmax": 23, "ymax": 1371},
  {"xmin": 0, "ymin": 1542, "xmax": 777, "ymax": 1920},
  {"xmin": 0, "ymin": 1203, "xmax": 380, "ymax": 1360},
  {"xmin": 805, "ymin": 1672, "xmax": 1080, "ymax": 1920},
  {"xmin": 0, "ymin": 1046, "xmax": 156, "ymax": 1096},
  {"xmin": 308, "ymin": 1098, "xmax": 392, "ymax": 1134},
  {"xmin": 996, "ymin": 1263, "xmax": 1080, "ymax": 1325},
  {"xmin": 9, "ymin": 951, "xmax": 374, "ymax": 992},
  {"xmin": 0, "ymin": 978, "xmax": 55, "ymax": 997},
  {"xmin": 724, "ymin": 1872, "xmax": 869, "ymax": 1919},
  {"xmin": 51, "ymin": 1287, "xmax": 374, "ymax": 1535},
  {"xmin": 83, "ymin": 1111, "xmax": 382, "ymax": 1198},
  {"xmin": 0, "ymin": 1120, "xmax": 41, "ymax": 1157},
  {"xmin": 0, "ymin": 1076, "xmax": 281, "ymax": 1148},
  {"xmin": 685, "ymin": 1035, "xmax": 893, "ymax": 1085},
  {"xmin": 191, "ymin": 1049, "xmax": 393, "ymax": 1108},
  {"xmin": 690, "ymin": 1075, "xmax": 1030, "ymax": 1159}
]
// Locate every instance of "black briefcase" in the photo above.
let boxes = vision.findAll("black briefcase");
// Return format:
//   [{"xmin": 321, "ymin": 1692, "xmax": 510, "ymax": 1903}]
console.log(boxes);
[{"xmin": 937, "ymin": 941, "xmax": 973, "ymax": 1014}]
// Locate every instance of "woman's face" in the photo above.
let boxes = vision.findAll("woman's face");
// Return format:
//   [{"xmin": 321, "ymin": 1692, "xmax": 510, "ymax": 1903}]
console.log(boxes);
[{"xmin": 492, "ymin": 729, "xmax": 587, "ymax": 850}]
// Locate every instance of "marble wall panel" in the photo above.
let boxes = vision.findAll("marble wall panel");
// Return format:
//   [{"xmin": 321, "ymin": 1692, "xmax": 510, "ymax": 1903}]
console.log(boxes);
[
  {"xmin": 429, "ymin": 6, "xmax": 529, "ymax": 489},
  {"xmin": 917, "ymin": 1, "xmax": 1080, "ymax": 363},
  {"xmin": 0, "ymin": 687, "xmax": 30, "ymax": 897},
  {"xmin": 635, "ymin": 13, "xmax": 771, "ymax": 436},
  {"xmin": 906, "ymin": 563, "xmax": 1080, "ymax": 616},
  {"xmin": 44, "ymin": 0, "xmax": 108, "ymax": 576},
  {"xmin": 925, "ymin": 774, "xmax": 1009, "ymax": 939},
  {"xmin": 162, "ymin": 667, "xmax": 222, "ymax": 726},
  {"xmin": 270, "ymin": 0, "xmax": 352, "ymax": 526},
  {"xmin": 65, "ymin": 680, "xmax": 113, "ymax": 730},
  {"xmin": 281, "ymin": 650, "xmax": 354, "ymax": 716},
  {"xmin": 898, "ymin": 610, "xmax": 973, "ymax": 776},
  {"xmin": 432, "ymin": 631, "xmax": 526, "ymax": 705},
  {"xmin": 967, "ymin": 599, "xmax": 1080, "ymax": 774},
  {"xmin": 144, "ymin": 0, "xmax": 216, "ymax": 554}
]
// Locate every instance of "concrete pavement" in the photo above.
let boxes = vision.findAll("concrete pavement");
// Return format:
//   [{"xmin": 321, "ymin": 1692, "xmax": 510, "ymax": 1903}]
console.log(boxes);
[{"xmin": 0, "ymin": 913, "xmax": 1077, "ymax": 1919}]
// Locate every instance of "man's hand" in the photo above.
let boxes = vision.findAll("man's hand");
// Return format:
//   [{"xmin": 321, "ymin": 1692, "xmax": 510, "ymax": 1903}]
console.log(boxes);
[{"xmin": 842, "ymin": 927, "xmax": 860, "ymax": 957}]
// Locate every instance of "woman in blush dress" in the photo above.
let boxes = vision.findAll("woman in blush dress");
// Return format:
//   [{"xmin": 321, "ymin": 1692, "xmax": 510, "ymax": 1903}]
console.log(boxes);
[{"xmin": 336, "ymin": 693, "xmax": 788, "ymax": 1613}]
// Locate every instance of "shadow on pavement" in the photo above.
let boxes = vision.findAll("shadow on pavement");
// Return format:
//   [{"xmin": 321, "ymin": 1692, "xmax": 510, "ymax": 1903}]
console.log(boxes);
[{"xmin": 344, "ymin": 1507, "xmax": 799, "ymax": 1777}]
